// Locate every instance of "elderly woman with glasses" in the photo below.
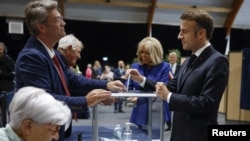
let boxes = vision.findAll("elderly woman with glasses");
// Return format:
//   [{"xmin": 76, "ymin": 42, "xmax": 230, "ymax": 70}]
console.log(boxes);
[{"xmin": 0, "ymin": 86, "xmax": 71, "ymax": 141}]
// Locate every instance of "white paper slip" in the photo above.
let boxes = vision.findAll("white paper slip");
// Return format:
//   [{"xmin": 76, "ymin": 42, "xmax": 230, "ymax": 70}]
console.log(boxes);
[
  {"xmin": 126, "ymin": 74, "xmax": 131, "ymax": 92},
  {"xmin": 111, "ymin": 92, "xmax": 156, "ymax": 97}
]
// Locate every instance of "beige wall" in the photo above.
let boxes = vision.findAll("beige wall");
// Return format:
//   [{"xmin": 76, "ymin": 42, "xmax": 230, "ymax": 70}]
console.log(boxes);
[{"xmin": 226, "ymin": 52, "xmax": 250, "ymax": 122}]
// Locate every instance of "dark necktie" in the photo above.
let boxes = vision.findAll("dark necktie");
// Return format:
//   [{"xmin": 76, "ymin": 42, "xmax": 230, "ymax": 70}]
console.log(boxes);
[
  {"xmin": 183, "ymin": 54, "xmax": 197, "ymax": 74},
  {"xmin": 187, "ymin": 54, "xmax": 197, "ymax": 68},
  {"xmin": 52, "ymin": 55, "xmax": 77, "ymax": 121}
]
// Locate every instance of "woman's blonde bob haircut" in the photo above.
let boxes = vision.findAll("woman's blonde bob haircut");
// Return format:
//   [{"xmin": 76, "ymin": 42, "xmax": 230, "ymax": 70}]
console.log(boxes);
[{"xmin": 136, "ymin": 36, "xmax": 164, "ymax": 65}]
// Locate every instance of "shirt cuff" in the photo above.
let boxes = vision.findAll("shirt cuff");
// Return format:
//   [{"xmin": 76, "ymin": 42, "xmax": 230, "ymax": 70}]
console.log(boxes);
[
  {"xmin": 167, "ymin": 92, "xmax": 172, "ymax": 103},
  {"xmin": 139, "ymin": 76, "xmax": 146, "ymax": 87}
]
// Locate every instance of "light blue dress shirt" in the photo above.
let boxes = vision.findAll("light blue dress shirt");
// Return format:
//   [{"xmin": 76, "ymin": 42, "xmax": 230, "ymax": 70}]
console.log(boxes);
[{"xmin": 0, "ymin": 124, "xmax": 22, "ymax": 141}]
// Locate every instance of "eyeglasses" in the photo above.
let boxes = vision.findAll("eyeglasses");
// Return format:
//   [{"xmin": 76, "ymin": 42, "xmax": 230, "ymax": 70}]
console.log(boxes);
[
  {"xmin": 30, "ymin": 120, "xmax": 61, "ymax": 135},
  {"xmin": 54, "ymin": 16, "xmax": 64, "ymax": 24},
  {"xmin": 44, "ymin": 124, "xmax": 61, "ymax": 135},
  {"xmin": 46, "ymin": 16, "xmax": 64, "ymax": 24}
]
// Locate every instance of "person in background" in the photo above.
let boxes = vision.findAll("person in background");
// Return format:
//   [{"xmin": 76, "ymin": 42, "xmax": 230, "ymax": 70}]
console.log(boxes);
[
  {"xmin": 57, "ymin": 34, "xmax": 87, "ymax": 91},
  {"xmin": 57, "ymin": 34, "xmax": 83, "ymax": 75},
  {"xmin": 125, "ymin": 63, "xmax": 130, "ymax": 70},
  {"xmin": 127, "ymin": 9, "xmax": 229, "ymax": 141},
  {"xmin": 113, "ymin": 60, "xmax": 126, "ymax": 113},
  {"xmin": 15, "ymin": 1, "xmax": 126, "ymax": 140},
  {"xmin": 163, "ymin": 51, "xmax": 181, "ymax": 130},
  {"xmin": 0, "ymin": 42, "xmax": 15, "ymax": 93},
  {"xmin": 92, "ymin": 60, "xmax": 102, "ymax": 79},
  {"xmin": 57, "ymin": 34, "xmax": 88, "ymax": 136},
  {"xmin": 85, "ymin": 64, "xmax": 92, "ymax": 79},
  {"xmin": 0, "ymin": 42, "xmax": 15, "ymax": 127},
  {"xmin": 57, "ymin": 34, "xmax": 83, "ymax": 68},
  {"xmin": 126, "ymin": 36, "xmax": 172, "ymax": 131},
  {"xmin": 168, "ymin": 51, "xmax": 181, "ymax": 77},
  {"xmin": 113, "ymin": 60, "xmax": 126, "ymax": 82},
  {"xmin": 0, "ymin": 86, "xmax": 72, "ymax": 141},
  {"xmin": 100, "ymin": 65, "xmax": 114, "ymax": 81}
]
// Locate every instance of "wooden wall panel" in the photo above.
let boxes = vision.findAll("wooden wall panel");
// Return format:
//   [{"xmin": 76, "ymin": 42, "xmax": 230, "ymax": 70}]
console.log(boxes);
[
  {"xmin": 240, "ymin": 109, "xmax": 250, "ymax": 121},
  {"xmin": 226, "ymin": 52, "xmax": 242, "ymax": 120},
  {"xmin": 219, "ymin": 52, "xmax": 250, "ymax": 122}
]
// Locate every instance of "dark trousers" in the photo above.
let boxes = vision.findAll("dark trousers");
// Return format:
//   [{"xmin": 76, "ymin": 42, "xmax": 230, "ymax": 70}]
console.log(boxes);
[
  {"xmin": 0, "ymin": 91, "xmax": 14, "ymax": 127},
  {"xmin": 114, "ymin": 98, "xmax": 123, "ymax": 111}
]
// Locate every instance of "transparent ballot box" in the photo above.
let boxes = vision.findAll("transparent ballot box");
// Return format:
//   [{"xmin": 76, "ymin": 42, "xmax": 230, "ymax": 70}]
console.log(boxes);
[{"xmin": 91, "ymin": 92, "xmax": 165, "ymax": 141}]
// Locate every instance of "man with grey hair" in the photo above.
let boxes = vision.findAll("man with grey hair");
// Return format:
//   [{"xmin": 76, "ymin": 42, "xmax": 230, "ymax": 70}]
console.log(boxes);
[
  {"xmin": 168, "ymin": 51, "xmax": 181, "ymax": 77},
  {"xmin": 0, "ymin": 86, "xmax": 72, "ymax": 141},
  {"xmin": 15, "ymin": 1, "xmax": 126, "ymax": 140},
  {"xmin": 57, "ymin": 34, "xmax": 83, "ymax": 67},
  {"xmin": 57, "ymin": 34, "xmax": 88, "ymax": 136}
]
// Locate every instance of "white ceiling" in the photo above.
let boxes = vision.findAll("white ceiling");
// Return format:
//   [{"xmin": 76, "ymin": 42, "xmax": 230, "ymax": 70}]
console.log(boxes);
[{"xmin": 0, "ymin": 0, "xmax": 250, "ymax": 30}]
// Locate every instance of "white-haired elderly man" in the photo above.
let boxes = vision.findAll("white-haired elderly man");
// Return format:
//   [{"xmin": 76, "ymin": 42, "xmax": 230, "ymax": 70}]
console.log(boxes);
[
  {"xmin": 57, "ymin": 34, "xmax": 88, "ymax": 137},
  {"xmin": 57, "ymin": 34, "xmax": 83, "ymax": 68},
  {"xmin": 0, "ymin": 86, "xmax": 72, "ymax": 141}
]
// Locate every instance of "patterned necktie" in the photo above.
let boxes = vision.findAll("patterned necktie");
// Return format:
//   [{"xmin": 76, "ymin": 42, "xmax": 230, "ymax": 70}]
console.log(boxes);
[
  {"xmin": 52, "ymin": 55, "xmax": 77, "ymax": 121},
  {"xmin": 52, "ymin": 55, "xmax": 71, "ymax": 96}
]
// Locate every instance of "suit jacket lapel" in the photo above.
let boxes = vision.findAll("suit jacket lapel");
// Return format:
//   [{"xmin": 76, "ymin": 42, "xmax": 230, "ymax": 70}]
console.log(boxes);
[{"xmin": 178, "ymin": 46, "xmax": 214, "ymax": 92}]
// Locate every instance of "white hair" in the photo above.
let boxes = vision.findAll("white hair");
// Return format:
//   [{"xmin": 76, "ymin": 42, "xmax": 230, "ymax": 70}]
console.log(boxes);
[
  {"xmin": 9, "ymin": 86, "xmax": 71, "ymax": 130},
  {"xmin": 58, "ymin": 34, "xmax": 83, "ymax": 50},
  {"xmin": 87, "ymin": 64, "xmax": 92, "ymax": 67}
]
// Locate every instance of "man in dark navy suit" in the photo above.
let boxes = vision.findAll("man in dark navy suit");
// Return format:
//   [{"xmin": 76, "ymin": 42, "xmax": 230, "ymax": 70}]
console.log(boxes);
[
  {"xmin": 15, "ymin": 1, "xmax": 126, "ymax": 141},
  {"xmin": 125, "ymin": 9, "xmax": 229, "ymax": 141},
  {"xmin": 113, "ymin": 60, "xmax": 126, "ymax": 113}
]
